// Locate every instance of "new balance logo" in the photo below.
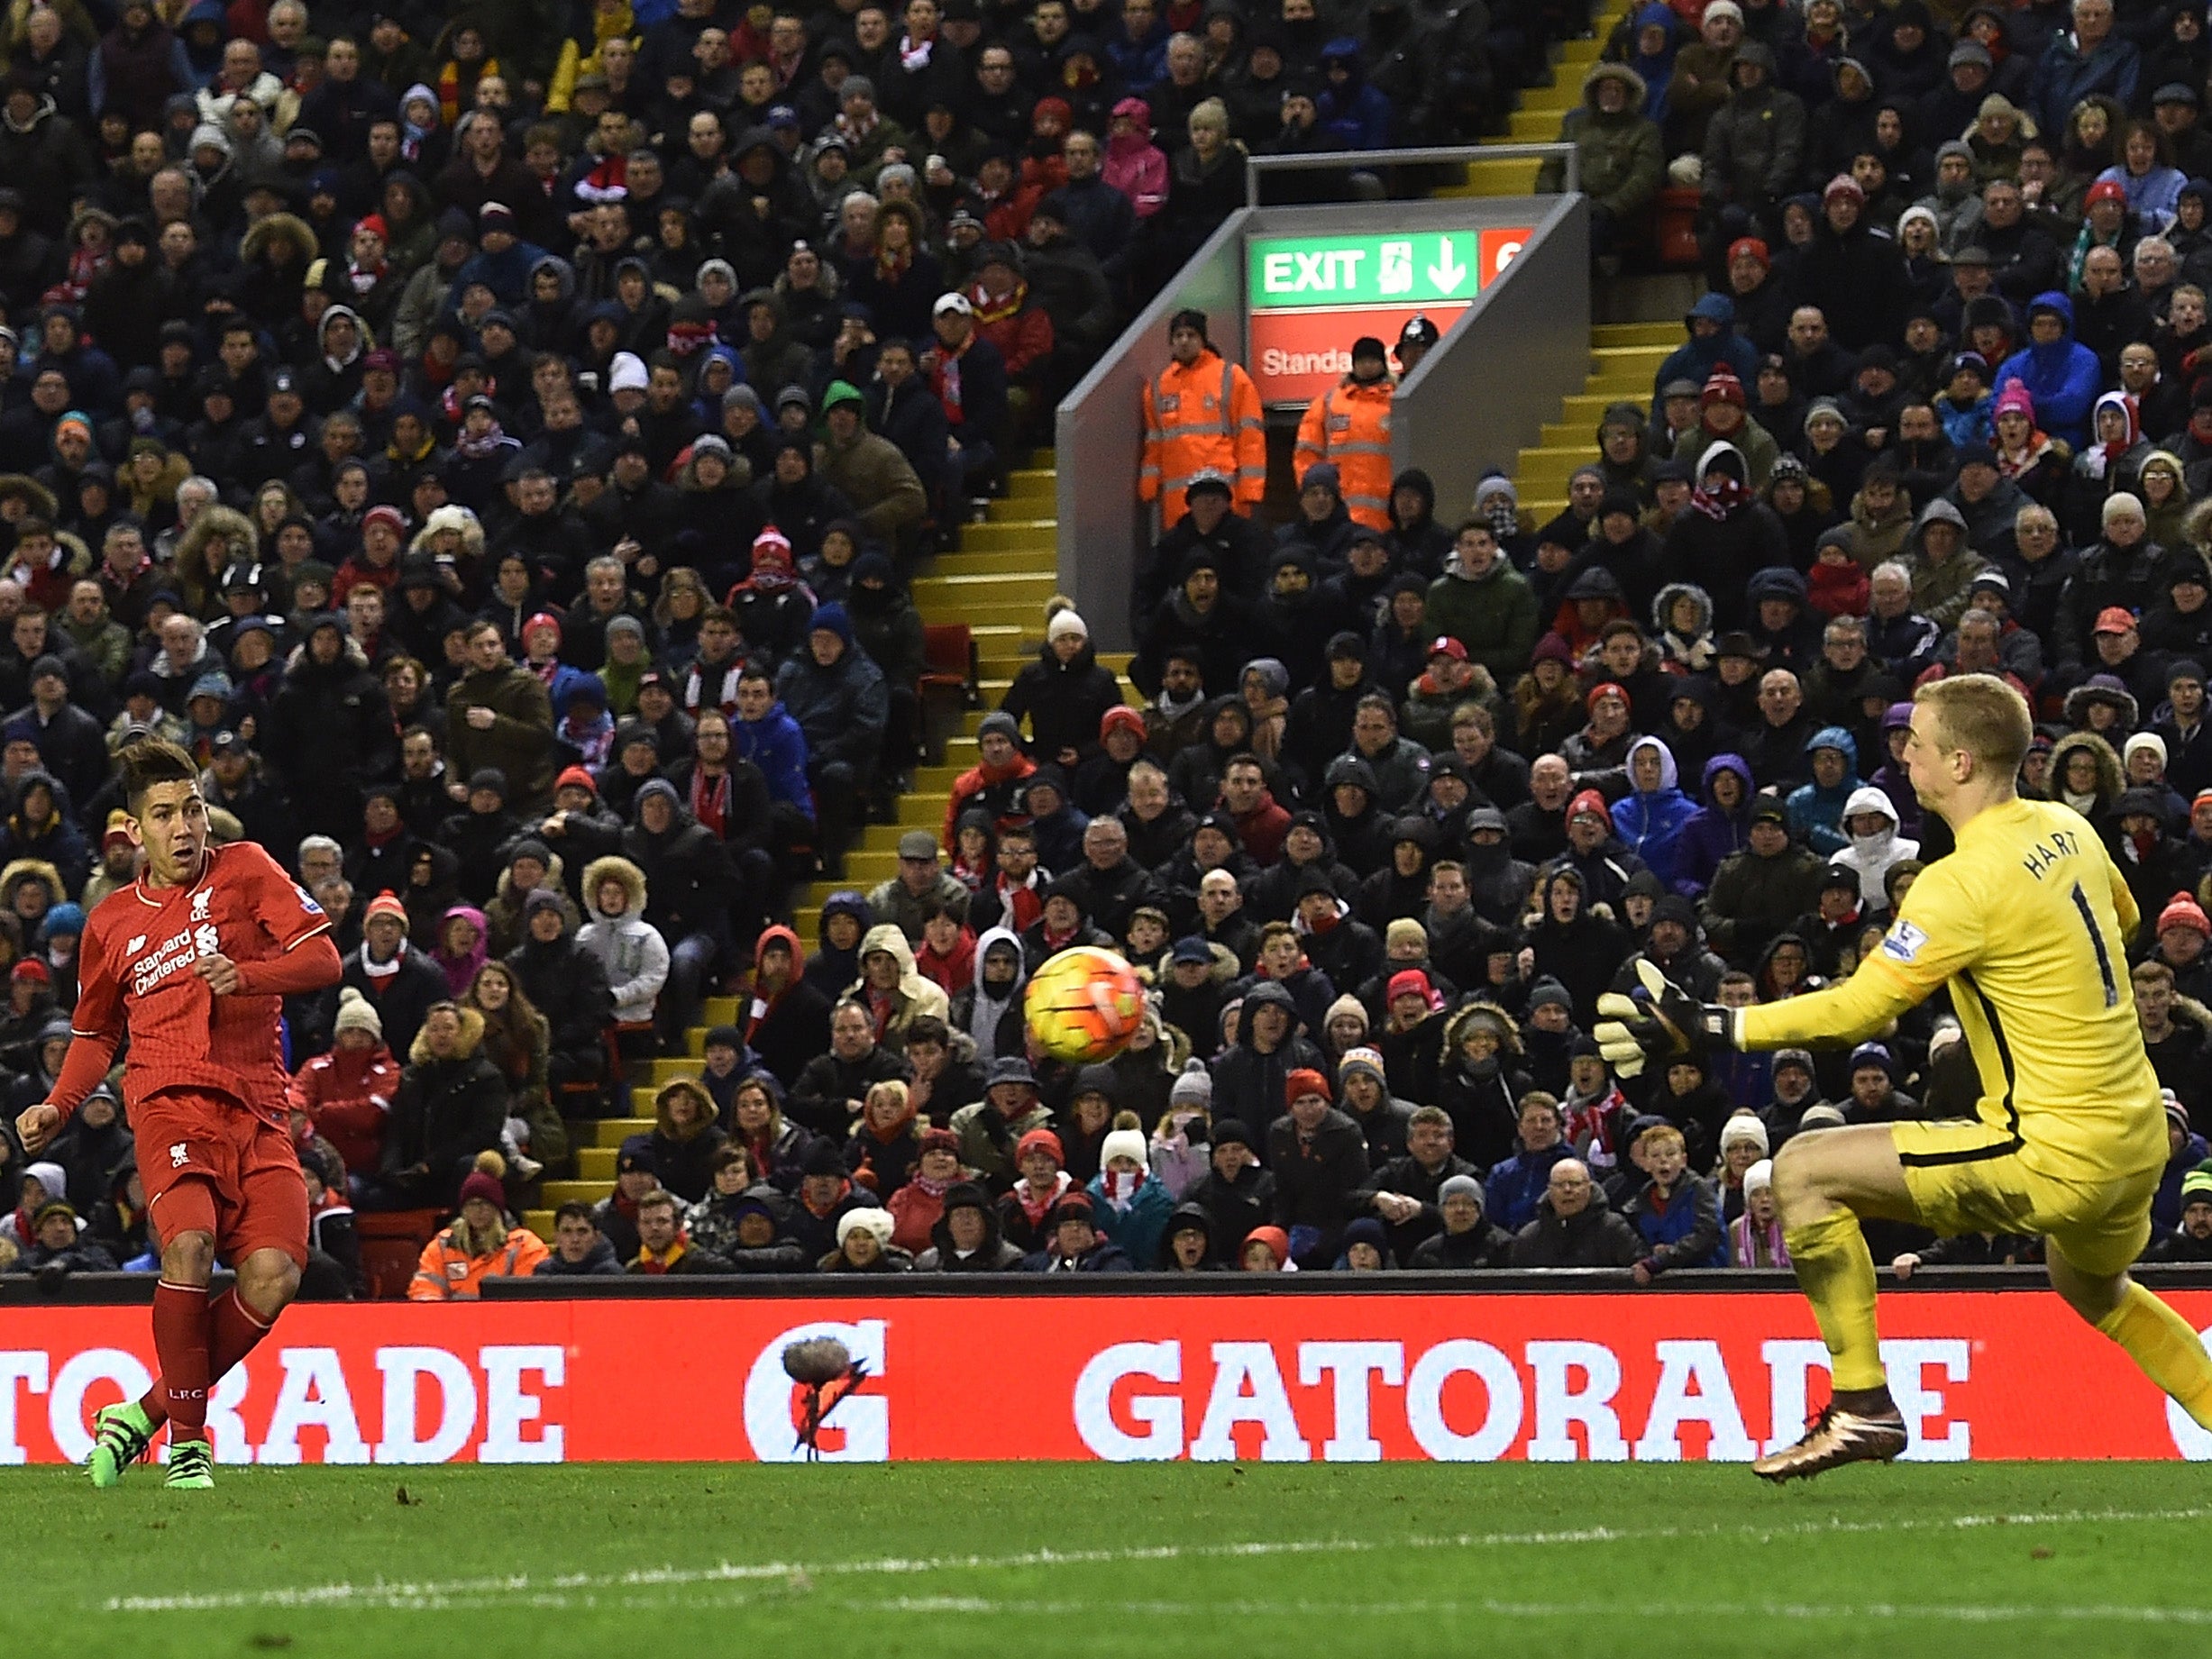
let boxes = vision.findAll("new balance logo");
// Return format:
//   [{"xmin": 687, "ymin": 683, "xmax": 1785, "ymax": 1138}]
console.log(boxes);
[
  {"xmin": 169, "ymin": 1143, "xmax": 187, "ymax": 1168},
  {"xmin": 126, "ymin": 935, "xmax": 145, "ymax": 955}
]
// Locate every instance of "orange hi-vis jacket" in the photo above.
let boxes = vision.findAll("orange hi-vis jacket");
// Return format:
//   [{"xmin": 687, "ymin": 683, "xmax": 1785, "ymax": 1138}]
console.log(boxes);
[
  {"xmin": 407, "ymin": 1222, "xmax": 549, "ymax": 1299},
  {"xmin": 1294, "ymin": 376, "xmax": 1395, "ymax": 530},
  {"xmin": 1139, "ymin": 349, "xmax": 1266, "ymax": 523}
]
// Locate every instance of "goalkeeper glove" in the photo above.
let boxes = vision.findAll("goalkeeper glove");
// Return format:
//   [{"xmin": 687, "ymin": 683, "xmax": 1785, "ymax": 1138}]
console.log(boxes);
[{"xmin": 1592, "ymin": 959, "xmax": 1740, "ymax": 1079}]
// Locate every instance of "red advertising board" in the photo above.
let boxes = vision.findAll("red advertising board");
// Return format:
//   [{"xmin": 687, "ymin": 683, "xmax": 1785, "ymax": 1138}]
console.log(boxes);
[{"xmin": 4, "ymin": 1290, "xmax": 2205, "ymax": 1464}]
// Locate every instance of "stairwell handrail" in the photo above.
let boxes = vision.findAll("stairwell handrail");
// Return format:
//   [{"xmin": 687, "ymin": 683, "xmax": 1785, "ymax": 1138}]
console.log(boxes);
[{"xmin": 1243, "ymin": 141, "xmax": 1578, "ymax": 207}]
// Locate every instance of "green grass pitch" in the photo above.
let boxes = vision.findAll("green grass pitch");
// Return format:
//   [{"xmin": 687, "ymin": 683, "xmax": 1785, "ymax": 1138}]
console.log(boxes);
[{"xmin": 16, "ymin": 1462, "xmax": 2212, "ymax": 1656}]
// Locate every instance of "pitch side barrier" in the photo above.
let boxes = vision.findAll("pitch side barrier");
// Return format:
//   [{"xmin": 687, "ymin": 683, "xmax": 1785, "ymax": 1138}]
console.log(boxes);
[
  {"xmin": 1056, "ymin": 175, "xmax": 1587, "ymax": 653},
  {"xmin": 5, "ymin": 1272, "xmax": 2211, "ymax": 1464}
]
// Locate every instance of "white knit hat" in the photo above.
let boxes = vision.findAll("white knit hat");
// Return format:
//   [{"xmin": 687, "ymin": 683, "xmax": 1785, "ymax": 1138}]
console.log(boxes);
[
  {"xmin": 334, "ymin": 985, "xmax": 383, "ymax": 1041},
  {"xmin": 836, "ymin": 1208, "xmax": 895, "ymax": 1247},
  {"xmin": 1719, "ymin": 1113, "xmax": 1770, "ymax": 1155},
  {"xmin": 2125, "ymin": 732, "xmax": 2168, "ymax": 769},
  {"xmin": 1101, "ymin": 1128, "xmax": 1148, "ymax": 1169},
  {"xmin": 1047, "ymin": 608, "xmax": 1089, "ymax": 643},
  {"xmin": 1743, "ymin": 1157, "xmax": 1774, "ymax": 1197}
]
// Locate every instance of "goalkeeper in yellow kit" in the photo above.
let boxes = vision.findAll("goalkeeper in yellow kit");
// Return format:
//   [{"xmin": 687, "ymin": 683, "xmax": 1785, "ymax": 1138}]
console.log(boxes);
[{"xmin": 1596, "ymin": 674, "xmax": 2212, "ymax": 1480}]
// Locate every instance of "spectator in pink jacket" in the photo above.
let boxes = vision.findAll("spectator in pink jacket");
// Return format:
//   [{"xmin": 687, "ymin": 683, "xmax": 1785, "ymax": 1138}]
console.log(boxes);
[{"xmin": 1104, "ymin": 96, "xmax": 1170, "ymax": 218}]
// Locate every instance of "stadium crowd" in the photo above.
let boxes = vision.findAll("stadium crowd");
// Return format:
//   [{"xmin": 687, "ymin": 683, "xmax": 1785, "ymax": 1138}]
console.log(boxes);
[
  {"xmin": 8, "ymin": 0, "xmax": 2212, "ymax": 1296},
  {"xmin": 0, "ymin": 0, "xmax": 1586, "ymax": 1291}
]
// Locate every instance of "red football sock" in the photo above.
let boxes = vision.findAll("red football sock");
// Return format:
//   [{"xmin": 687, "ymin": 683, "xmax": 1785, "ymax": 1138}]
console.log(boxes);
[
  {"xmin": 146, "ymin": 1281, "xmax": 211, "ymax": 1442},
  {"xmin": 206, "ymin": 1287, "xmax": 276, "ymax": 1387},
  {"xmin": 140, "ymin": 1288, "xmax": 278, "ymax": 1432}
]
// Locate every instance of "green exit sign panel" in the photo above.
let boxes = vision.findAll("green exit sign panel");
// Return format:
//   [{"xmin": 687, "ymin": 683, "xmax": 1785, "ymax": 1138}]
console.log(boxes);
[{"xmin": 1248, "ymin": 232, "xmax": 1486, "ymax": 310}]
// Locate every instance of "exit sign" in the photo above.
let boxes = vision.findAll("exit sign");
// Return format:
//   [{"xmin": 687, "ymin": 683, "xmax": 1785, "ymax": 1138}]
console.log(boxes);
[
  {"xmin": 1248, "ymin": 230, "xmax": 1525, "ymax": 310},
  {"xmin": 1244, "ymin": 226, "xmax": 1530, "ymax": 403}
]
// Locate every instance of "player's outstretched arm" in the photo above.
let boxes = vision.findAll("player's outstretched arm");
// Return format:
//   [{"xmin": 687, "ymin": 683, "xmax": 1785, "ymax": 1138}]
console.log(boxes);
[
  {"xmin": 1596, "ymin": 953, "xmax": 1925, "ymax": 1074},
  {"xmin": 1736, "ymin": 951, "xmax": 1930, "ymax": 1053}
]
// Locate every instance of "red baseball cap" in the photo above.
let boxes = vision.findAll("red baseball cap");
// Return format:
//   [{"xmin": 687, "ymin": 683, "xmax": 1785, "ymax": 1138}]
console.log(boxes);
[
  {"xmin": 1586, "ymin": 679, "xmax": 1629, "ymax": 713},
  {"xmin": 2094, "ymin": 606, "xmax": 2138, "ymax": 634},
  {"xmin": 1427, "ymin": 635, "xmax": 1468, "ymax": 661}
]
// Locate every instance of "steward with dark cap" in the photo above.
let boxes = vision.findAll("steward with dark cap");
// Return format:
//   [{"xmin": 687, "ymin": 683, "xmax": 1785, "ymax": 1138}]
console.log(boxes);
[{"xmin": 1139, "ymin": 306, "xmax": 1265, "ymax": 524}]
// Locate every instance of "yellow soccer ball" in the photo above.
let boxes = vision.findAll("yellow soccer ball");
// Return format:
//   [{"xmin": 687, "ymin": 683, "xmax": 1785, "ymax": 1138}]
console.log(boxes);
[{"xmin": 1024, "ymin": 946, "xmax": 1147, "ymax": 1063}]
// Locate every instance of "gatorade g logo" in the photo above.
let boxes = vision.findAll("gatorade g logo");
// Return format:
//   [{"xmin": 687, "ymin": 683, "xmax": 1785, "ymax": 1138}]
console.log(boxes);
[{"xmin": 743, "ymin": 1320, "xmax": 888, "ymax": 1462}]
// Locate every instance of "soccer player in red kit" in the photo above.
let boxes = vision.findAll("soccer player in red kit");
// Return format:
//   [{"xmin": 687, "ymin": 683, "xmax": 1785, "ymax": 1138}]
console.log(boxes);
[{"xmin": 15, "ymin": 740, "xmax": 343, "ymax": 1490}]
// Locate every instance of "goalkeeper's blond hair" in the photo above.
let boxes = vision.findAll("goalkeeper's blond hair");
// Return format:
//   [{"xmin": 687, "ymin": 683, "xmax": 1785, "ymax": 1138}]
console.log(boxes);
[{"xmin": 1914, "ymin": 673, "xmax": 2032, "ymax": 779}]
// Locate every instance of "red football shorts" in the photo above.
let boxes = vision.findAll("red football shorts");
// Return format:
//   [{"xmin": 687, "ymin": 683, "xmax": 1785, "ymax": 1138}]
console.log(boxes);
[{"xmin": 135, "ymin": 1089, "xmax": 309, "ymax": 1268}]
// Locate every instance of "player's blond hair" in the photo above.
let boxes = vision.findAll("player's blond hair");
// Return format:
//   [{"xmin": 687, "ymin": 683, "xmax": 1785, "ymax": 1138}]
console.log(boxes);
[{"xmin": 1914, "ymin": 673, "xmax": 2032, "ymax": 778}]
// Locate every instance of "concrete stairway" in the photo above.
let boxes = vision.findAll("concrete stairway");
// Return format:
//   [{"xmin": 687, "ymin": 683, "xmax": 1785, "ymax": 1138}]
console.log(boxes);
[
  {"xmin": 1506, "ymin": 319, "xmax": 1677, "ymax": 524},
  {"xmin": 1448, "ymin": 0, "xmax": 1635, "ymax": 197}
]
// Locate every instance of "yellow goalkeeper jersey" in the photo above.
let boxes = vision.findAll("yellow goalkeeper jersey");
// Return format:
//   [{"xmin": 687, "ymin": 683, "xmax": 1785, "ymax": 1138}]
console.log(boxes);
[{"xmin": 1741, "ymin": 795, "xmax": 2166, "ymax": 1178}]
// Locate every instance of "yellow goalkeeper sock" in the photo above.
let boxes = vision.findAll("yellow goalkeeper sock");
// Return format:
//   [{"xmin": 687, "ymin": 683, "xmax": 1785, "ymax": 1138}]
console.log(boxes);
[
  {"xmin": 2096, "ymin": 1282, "xmax": 2212, "ymax": 1430},
  {"xmin": 1784, "ymin": 1208, "xmax": 1888, "ymax": 1394}
]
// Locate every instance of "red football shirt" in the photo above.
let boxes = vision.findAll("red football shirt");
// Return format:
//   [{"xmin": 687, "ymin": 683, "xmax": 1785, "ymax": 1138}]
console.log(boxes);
[{"xmin": 69, "ymin": 841, "xmax": 333, "ymax": 1127}]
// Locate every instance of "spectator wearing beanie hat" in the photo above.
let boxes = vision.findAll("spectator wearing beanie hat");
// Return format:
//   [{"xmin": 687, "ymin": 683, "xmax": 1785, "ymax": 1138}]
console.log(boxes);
[
  {"xmin": 1715, "ymin": 1110, "xmax": 1772, "ymax": 1224},
  {"xmin": 407, "ymin": 1153, "xmax": 547, "ymax": 1299},
  {"xmin": 341, "ymin": 889, "xmax": 450, "ymax": 1062},
  {"xmin": 1001, "ymin": 603, "xmax": 1123, "ymax": 770},
  {"xmin": 1671, "ymin": 361, "xmax": 1779, "ymax": 487},
  {"xmin": 1335, "ymin": 1044, "xmax": 1414, "ymax": 1163},
  {"xmin": 823, "ymin": 1205, "xmax": 909, "ymax": 1273},
  {"xmin": 2153, "ymin": 891, "xmax": 2212, "ymax": 1001},
  {"xmin": 1086, "ymin": 1124, "xmax": 1174, "ymax": 1268},
  {"xmin": 2151, "ymin": 1163, "xmax": 2212, "ymax": 1261},
  {"xmin": 1149, "ymin": 1058, "xmax": 1216, "ymax": 1198},
  {"xmin": 993, "ymin": 1121, "xmax": 1074, "ymax": 1253},
  {"xmin": 1022, "ymin": 1190, "xmax": 1136, "ymax": 1272},
  {"xmin": 285, "ymin": 986, "xmax": 403, "ymax": 1182},
  {"xmin": 882, "ymin": 1126, "xmax": 968, "ymax": 1253},
  {"xmin": 1265, "ymin": 1065, "xmax": 1369, "ymax": 1267}
]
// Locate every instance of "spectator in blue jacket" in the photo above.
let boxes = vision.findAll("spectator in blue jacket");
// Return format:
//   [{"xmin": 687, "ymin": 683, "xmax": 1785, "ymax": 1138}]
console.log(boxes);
[
  {"xmin": 1609, "ymin": 735, "xmax": 1699, "ymax": 889},
  {"xmin": 1622, "ymin": 1122, "xmax": 1728, "ymax": 1278},
  {"xmin": 1674, "ymin": 752, "xmax": 1754, "ymax": 898},
  {"xmin": 732, "ymin": 661, "xmax": 812, "ymax": 798},
  {"xmin": 1785, "ymin": 725, "xmax": 1859, "ymax": 855},
  {"xmin": 1485, "ymin": 1091, "xmax": 1577, "ymax": 1234},
  {"xmin": 1650, "ymin": 292, "xmax": 1761, "ymax": 421},
  {"xmin": 1319, "ymin": 38, "xmax": 1393, "ymax": 150},
  {"xmin": 1993, "ymin": 290, "xmax": 2103, "ymax": 447}
]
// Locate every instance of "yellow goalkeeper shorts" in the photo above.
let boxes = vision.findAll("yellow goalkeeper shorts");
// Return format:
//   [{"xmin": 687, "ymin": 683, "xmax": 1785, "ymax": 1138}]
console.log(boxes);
[{"xmin": 1891, "ymin": 1118, "xmax": 2161, "ymax": 1278}]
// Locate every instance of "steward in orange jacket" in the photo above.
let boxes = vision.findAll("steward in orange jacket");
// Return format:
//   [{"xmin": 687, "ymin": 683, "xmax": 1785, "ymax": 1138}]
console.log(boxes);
[
  {"xmin": 1139, "ymin": 308, "xmax": 1265, "ymax": 524},
  {"xmin": 1293, "ymin": 337, "xmax": 1395, "ymax": 531},
  {"xmin": 407, "ymin": 1165, "xmax": 548, "ymax": 1299}
]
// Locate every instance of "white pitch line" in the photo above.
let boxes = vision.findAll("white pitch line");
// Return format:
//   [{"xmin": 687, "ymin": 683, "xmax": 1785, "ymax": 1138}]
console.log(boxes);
[
  {"xmin": 846, "ymin": 1596, "xmax": 2212, "ymax": 1627},
  {"xmin": 102, "ymin": 1504, "xmax": 2212, "ymax": 1616}
]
